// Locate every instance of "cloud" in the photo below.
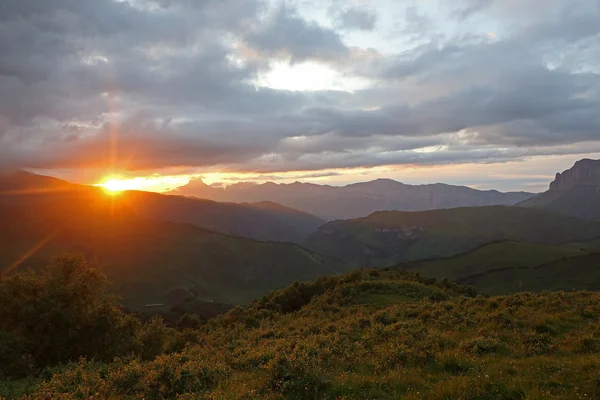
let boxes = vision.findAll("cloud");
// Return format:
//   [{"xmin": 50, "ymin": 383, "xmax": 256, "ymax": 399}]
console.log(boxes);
[
  {"xmin": 330, "ymin": 6, "xmax": 377, "ymax": 31},
  {"xmin": 0, "ymin": 0, "xmax": 599, "ymax": 179},
  {"xmin": 245, "ymin": 6, "xmax": 350, "ymax": 63}
]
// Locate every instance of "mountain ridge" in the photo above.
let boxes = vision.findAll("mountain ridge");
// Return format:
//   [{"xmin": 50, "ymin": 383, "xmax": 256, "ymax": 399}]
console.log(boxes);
[
  {"xmin": 0, "ymin": 171, "xmax": 324, "ymax": 243},
  {"xmin": 172, "ymin": 177, "xmax": 535, "ymax": 220}
]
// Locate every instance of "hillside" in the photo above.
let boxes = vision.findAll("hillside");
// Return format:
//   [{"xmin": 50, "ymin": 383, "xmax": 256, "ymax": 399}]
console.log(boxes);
[
  {"xmin": 401, "ymin": 241, "xmax": 597, "ymax": 294},
  {"xmin": 406, "ymin": 241, "xmax": 587, "ymax": 281},
  {"xmin": 9, "ymin": 267, "xmax": 600, "ymax": 399},
  {"xmin": 520, "ymin": 159, "xmax": 600, "ymax": 221},
  {"xmin": 0, "ymin": 171, "xmax": 324, "ymax": 243},
  {"xmin": 457, "ymin": 252, "xmax": 600, "ymax": 295},
  {"xmin": 0, "ymin": 197, "xmax": 347, "ymax": 309},
  {"xmin": 172, "ymin": 177, "xmax": 534, "ymax": 220},
  {"xmin": 115, "ymin": 191, "xmax": 324, "ymax": 243},
  {"xmin": 305, "ymin": 206, "xmax": 600, "ymax": 267}
]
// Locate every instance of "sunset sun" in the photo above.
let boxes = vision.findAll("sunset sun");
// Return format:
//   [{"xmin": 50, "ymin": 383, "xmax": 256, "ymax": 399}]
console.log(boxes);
[
  {"xmin": 94, "ymin": 175, "xmax": 192, "ymax": 193},
  {"xmin": 95, "ymin": 176, "xmax": 131, "ymax": 193}
]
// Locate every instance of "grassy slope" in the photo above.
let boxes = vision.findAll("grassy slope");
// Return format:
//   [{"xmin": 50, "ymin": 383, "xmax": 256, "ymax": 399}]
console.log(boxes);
[
  {"xmin": 407, "ymin": 241, "xmax": 587, "ymax": 281},
  {"xmin": 520, "ymin": 186, "xmax": 600, "ymax": 221},
  {"xmin": 397, "ymin": 241, "xmax": 600, "ymax": 295},
  {"xmin": 0, "ymin": 199, "xmax": 347, "ymax": 309},
  {"xmin": 568, "ymin": 236, "xmax": 600, "ymax": 251},
  {"xmin": 463, "ymin": 253, "xmax": 600, "ymax": 295},
  {"xmin": 306, "ymin": 206, "xmax": 600, "ymax": 267},
  {"xmin": 17, "ymin": 269, "xmax": 600, "ymax": 400}
]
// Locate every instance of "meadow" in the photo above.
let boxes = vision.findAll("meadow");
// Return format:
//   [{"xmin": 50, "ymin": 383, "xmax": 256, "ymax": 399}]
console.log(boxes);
[{"xmin": 2, "ymin": 256, "xmax": 600, "ymax": 399}]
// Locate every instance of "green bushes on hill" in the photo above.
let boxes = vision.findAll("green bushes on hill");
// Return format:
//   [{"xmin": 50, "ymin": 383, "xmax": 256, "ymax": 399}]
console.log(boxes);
[
  {"xmin": 0, "ymin": 254, "xmax": 180, "ymax": 379},
  {"xmin": 3, "ymin": 256, "xmax": 600, "ymax": 399}
]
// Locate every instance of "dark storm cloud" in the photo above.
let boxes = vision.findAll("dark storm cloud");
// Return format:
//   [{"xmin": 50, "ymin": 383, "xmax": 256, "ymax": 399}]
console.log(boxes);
[{"xmin": 0, "ymin": 0, "xmax": 599, "ymax": 174}]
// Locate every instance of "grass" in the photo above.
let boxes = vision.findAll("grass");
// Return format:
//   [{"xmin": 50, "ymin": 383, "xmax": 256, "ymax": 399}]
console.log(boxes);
[
  {"xmin": 409, "ymin": 241, "xmax": 587, "ymax": 281},
  {"xmin": 467, "ymin": 253, "xmax": 600, "ymax": 294},
  {"xmin": 7, "ymin": 268, "xmax": 600, "ymax": 399},
  {"xmin": 0, "ymin": 378, "xmax": 39, "ymax": 399},
  {"xmin": 396, "ymin": 241, "xmax": 600, "ymax": 295}
]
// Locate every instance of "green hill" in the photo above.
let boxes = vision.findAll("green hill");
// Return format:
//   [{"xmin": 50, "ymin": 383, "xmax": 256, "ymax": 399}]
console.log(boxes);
[
  {"xmin": 397, "ymin": 241, "xmax": 600, "ymax": 295},
  {"xmin": 0, "ymin": 198, "xmax": 347, "ymax": 309},
  {"xmin": 406, "ymin": 241, "xmax": 588, "ymax": 281},
  {"xmin": 10, "ymin": 267, "xmax": 600, "ymax": 399},
  {"xmin": 457, "ymin": 252, "xmax": 600, "ymax": 295},
  {"xmin": 306, "ymin": 206, "xmax": 600, "ymax": 267}
]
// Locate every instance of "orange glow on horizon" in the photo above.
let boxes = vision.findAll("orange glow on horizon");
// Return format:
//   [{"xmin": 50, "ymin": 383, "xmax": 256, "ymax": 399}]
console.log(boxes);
[
  {"xmin": 97, "ymin": 177, "xmax": 128, "ymax": 193},
  {"xmin": 94, "ymin": 175, "xmax": 191, "ymax": 193}
]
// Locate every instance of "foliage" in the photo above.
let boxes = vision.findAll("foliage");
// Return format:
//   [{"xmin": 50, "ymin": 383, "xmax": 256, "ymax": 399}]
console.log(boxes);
[
  {"xmin": 0, "ymin": 254, "xmax": 179, "ymax": 379},
  {"xmin": 4, "ymin": 266, "xmax": 600, "ymax": 399}
]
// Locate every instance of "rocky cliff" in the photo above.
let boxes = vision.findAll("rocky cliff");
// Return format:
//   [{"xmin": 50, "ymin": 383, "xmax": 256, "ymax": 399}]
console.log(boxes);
[{"xmin": 549, "ymin": 159, "xmax": 600, "ymax": 191}]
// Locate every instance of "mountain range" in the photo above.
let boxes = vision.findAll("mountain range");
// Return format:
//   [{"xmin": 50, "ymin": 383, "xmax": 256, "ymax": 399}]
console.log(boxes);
[
  {"xmin": 0, "ymin": 171, "xmax": 323, "ymax": 243},
  {"xmin": 3, "ymin": 159, "xmax": 600, "ymax": 311},
  {"xmin": 171, "ymin": 178, "xmax": 535, "ymax": 220}
]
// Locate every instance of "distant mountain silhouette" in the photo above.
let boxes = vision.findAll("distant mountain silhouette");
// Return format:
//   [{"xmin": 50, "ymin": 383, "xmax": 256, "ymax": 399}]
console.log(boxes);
[
  {"xmin": 520, "ymin": 159, "xmax": 600, "ymax": 221},
  {"xmin": 172, "ymin": 178, "xmax": 535, "ymax": 220},
  {"xmin": 0, "ymin": 171, "xmax": 323, "ymax": 243}
]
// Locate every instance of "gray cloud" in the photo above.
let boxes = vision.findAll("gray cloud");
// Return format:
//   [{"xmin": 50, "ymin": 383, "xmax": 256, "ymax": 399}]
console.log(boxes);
[
  {"xmin": 330, "ymin": 6, "xmax": 377, "ymax": 31},
  {"xmin": 0, "ymin": 0, "xmax": 599, "ymax": 177},
  {"xmin": 245, "ymin": 6, "xmax": 349, "ymax": 63}
]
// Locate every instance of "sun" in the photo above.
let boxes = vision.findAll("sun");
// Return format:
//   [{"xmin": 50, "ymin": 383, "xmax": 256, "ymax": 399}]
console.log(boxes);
[
  {"xmin": 95, "ymin": 176, "xmax": 131, "ymax": 194},
  {"xmin": 94, "ymin": 174, "xmax": 192, "ymax": 193}
]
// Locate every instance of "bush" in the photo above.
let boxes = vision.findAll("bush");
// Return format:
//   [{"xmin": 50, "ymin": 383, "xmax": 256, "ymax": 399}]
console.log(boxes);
[{"xmin": 0, "ymin": 253, "xmax": 175, "ymax": 378}]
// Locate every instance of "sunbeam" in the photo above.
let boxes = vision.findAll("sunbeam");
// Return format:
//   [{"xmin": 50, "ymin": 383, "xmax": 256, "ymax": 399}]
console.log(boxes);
[{"xmin": 2, "ymin": 229, "xmax": 61, "ymax": 275}]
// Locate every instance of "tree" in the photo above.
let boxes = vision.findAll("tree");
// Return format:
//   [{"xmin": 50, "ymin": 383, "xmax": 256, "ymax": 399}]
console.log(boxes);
[{"xmin": 0, "ymin": 253, "xmax": 141, "ymax": 377}]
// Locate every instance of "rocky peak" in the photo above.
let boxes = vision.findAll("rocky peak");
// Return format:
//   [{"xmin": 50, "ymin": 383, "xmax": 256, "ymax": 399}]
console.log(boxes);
[{"xmin": 550, "ymin": 159, "xmax": 600, "ymax": 191}]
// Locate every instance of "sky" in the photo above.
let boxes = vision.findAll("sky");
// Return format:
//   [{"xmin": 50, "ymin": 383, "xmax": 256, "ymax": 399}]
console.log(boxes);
[{"xmin": 1, "ymin": 0, "xmax": 599, "ymax": 193}]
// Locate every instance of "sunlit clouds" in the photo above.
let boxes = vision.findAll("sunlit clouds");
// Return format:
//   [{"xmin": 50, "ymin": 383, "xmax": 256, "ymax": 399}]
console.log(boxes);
[{"xmin": 0, "ymin": 0, "xmax": 599, "ymax": 191}]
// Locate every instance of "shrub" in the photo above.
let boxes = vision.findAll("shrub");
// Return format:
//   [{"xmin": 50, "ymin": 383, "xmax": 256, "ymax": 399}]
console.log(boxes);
[{"xmin": 0, "ymin": 254, "xmax": 174, "ymax": 378}]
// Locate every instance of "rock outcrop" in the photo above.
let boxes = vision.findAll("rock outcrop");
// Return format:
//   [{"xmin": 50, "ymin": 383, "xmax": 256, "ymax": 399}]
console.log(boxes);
[{"xmin": 549, "ymin": 159, "xmax": 600, "ymax": 191}]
